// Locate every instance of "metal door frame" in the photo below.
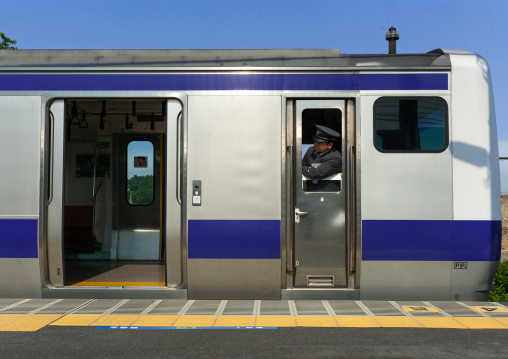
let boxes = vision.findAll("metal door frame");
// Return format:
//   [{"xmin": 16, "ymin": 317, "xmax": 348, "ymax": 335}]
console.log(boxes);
[
  {"xmin": 44, "ymin": 97, "xmax": 185, "ymax": 289},
  {"xmin": 345, "ymin": 99, "xmax": 358, "ymax": 290},
  {"xmin": 46, "ymin": 100, "xmax": 65, "ymax": 287},
  {"xmin": 284, "ymin": 97, "xmax": 358, "ymax": 290},
  {"xmin": 165, "ymin": 99, "xmax": 185, "ymax": 288}
]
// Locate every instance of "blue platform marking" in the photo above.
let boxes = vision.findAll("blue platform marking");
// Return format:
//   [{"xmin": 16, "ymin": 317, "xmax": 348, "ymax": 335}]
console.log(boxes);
[
  {"xmin": 188, "ymin": 220, "xmax": 281, "ymax": 259},
  {"xmin": 96, "ymin": 326, "xmax": 276, "ymax": 330},
  {"xmin": 0, "ymin": 73, "xmax": 448, "ymax": 91},
  {"xmin": 362, "ymin": 220, "xmax": 501, "ymax": 261},
  {"xmin": 0, "ymin": 219, "xmax": 38, "ymax": 258}
]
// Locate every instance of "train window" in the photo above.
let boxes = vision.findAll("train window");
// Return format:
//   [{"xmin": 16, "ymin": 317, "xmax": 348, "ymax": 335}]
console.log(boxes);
[
  {"xmin": 127, "ymin": 141, "xmax": 154, "ymax": 205},
  {"xmin": 302, "ymin": 108, "xmax": 342, "ymax": 192},
  {"xmin": 374, "ymin": 97, "xmax": 448, "ymax": 152}
]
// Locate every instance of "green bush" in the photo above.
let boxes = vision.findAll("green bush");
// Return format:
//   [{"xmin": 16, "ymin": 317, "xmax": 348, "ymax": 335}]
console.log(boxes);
[{"xmin": 489, "ymin": 260, "xmax": 508, "ymax": 302}]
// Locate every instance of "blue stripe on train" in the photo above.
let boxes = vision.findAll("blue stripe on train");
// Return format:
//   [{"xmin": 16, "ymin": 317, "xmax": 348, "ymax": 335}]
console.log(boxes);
[
  {"xmin": 0, "ymin": 73, "xmax": 448, "ymax": 91},
  {"xmin": 362, "ymin": 220, "xmax": 502, "ymax": 261},
  {"xmin": 1, "ymin": 218, "xmax": 499, "ymax": 261},
  {"xmin": 0, "ymin": 219, "xmax": 38, "ymax": 258},
  {"xmin": 188, "ymin": 220, "xmax": 281, "ymax": 259}
]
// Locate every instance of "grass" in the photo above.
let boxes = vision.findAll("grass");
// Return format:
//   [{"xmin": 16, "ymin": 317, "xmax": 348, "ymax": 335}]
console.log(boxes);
[{"xmin": 489, "ymin": 260, "xmax": 508, "ymax": 302}]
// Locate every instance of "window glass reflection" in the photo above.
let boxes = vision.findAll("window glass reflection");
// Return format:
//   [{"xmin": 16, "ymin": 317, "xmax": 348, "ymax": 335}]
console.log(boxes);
[{"xmin": 375, "ymin": 98, "xmax": 448, "ymax": 152}]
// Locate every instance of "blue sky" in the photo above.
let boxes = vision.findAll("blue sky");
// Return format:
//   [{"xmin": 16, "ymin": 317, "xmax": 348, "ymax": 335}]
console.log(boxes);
[
  {"xmin": 128, "ymin": 141, "xmax": 154, "ymax": 179},
  {"xmin": 2, "ymin": 0, "xmax": 508, "ymax": 191}
]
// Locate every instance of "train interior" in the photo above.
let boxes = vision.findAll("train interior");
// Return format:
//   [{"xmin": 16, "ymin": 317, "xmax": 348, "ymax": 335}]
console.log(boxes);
[
  {"xmin": 61, "ymin": 99, "xmax": 166, "ymax": 287},
  {"xmin": 300, "ymin": 108, "xmax": 342, "ymax": 192}
]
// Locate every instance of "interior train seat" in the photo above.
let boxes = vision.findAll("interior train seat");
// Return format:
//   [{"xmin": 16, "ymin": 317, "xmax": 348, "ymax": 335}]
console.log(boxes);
[{"xmin": 64, "ymin": 205, "xmax": 96, "ymax": 252}]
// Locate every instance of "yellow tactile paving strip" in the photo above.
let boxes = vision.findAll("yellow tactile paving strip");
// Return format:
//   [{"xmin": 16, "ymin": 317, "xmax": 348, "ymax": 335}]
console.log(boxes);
[
  {"xmin": 92, "ymin": 315, "xmax": 140, "ymax": 326},
  {"xmin": 2, "ymin": 301, "xmax": 508, "ymax": 332},
  {"xmin": 173, "ymin": 315, "xmax": 217, "ymax": 327},
  {"xmin": 51, "ymin": 314, "xmax": 102, "ymax": 326},
  {"xmin": 0, "ymin": 315, "xmax": 62, "ymax": 332},
  {"xmin": 71, "ymin": 282, "xmax": 165, "ymax": 287},
  {"xmin": 494, "ymin": 317, "xmax": 508, "ymax": 326},
  {"xmin": 132, "ymin": 315, "xmax": 178, "ymax": 327},
  {"xmin": 375, "ymin": 316, "xmax": 423, "ymax": 328},
  {"xmin": 255, "ymin": 316, "xmax": 296, "ymax": 327},
  {"xmin": 412, "ymin": 317, "xmax": 467, "ymax": 329},
  {"xmin": 1, "ymin": 313, "xmax": 508, "ymax": 331},
  {"xmin": 215, "ymin": 316, "xmax": 256, "ymax": 327},
  {"xmin": 0, "ymin": 314, "xmax": 25, "ymax": 326},
  {"xmin": 335, "ymin": 316, "xmax": 380, "ymax": 327},
  {"xmin": 296, "ymin": 316, "xmax": 337, "ymax": 327},
  {"xmin": 453, "ymin": 317, "xmax": 508, "ymax": 329}
]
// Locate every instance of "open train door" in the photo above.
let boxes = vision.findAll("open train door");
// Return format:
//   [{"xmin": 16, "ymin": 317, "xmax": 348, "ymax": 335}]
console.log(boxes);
[
  {"xmin": 292, "ymin": 99, "xmax": 356, "ymax": 288},
  {"xmin": 46, "ymin": 99, "xmax": 183, "ymax": 289}
]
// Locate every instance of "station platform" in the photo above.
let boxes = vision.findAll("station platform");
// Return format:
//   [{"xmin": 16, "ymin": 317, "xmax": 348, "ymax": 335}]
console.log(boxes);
[{"xmin": 1, "ymin": 299, "xmax": 508, "ymax": 332}]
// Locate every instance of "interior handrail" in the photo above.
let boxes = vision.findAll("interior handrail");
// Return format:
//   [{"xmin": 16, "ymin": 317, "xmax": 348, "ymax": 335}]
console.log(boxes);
[
  {"xmin": 91, "ymin": 141, "xmax": 102, "ymax": 244},
  {"xmin": 93, "ymin": 180, "xmax": 105, "ymax": 202},
  {"xmin": 92, "ymin": 179, "xmax": 104, "ymax": 244}
]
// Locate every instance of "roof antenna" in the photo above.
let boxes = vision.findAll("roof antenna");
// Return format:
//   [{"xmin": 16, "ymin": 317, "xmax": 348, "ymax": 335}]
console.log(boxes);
[{"xmin": 386, "ymin": 27, "xmax": 399, "ymax": 54}]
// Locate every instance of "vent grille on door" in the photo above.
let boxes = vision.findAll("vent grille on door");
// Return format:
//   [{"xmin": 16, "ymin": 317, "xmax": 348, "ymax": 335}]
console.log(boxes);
[{"xmin": 307, "ymin": 276, "xmax": 334, "ymax": 287}]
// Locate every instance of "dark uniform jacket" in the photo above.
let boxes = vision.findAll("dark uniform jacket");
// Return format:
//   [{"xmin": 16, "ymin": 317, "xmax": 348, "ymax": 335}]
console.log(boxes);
[{"xmin": 302, "ymin": 147, "xmax": 342, "ymax": 191}]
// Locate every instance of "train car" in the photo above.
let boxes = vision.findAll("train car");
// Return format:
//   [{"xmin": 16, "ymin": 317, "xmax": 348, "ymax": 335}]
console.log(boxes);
[{"xmin": 0, "ymin": 48, "xmax": 501, "ymax": 300}]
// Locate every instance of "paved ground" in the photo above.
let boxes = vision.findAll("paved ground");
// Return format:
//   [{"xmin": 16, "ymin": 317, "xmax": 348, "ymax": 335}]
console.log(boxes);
[
  {"xmin": 2, "ymin": 299, "xmax": 508, "ymax": 358},
  {"xmin": 2, "ymin": 298, "xmax": 508, "ymax": 331},
  {"xmin": 2, "ymin": 326, "xmax": 508, "ymax": 358}
]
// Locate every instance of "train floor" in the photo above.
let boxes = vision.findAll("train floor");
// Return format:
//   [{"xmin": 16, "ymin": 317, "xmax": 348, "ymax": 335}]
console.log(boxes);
[
  {"xmin": 64, "ymin": 260, "xmax": 165, "ymax": 286},
  {"xmin": 1, "ymin": 298, "xmax": 508, "ymax": 332}
]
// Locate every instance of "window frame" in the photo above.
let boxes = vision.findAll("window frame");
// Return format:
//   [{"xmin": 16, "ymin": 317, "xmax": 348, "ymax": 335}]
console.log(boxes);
[{"xmin": 373, "ymin": 96, "xmax": 449, "ymax": 154}]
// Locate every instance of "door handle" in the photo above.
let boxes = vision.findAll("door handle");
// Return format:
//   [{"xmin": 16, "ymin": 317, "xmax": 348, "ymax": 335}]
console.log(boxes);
[
  {"xmin": 48, "ymin": 111, "xmax": 55, "ymax": 205},
  {"xmin": 176, "ymin": 110, "xmax": 182, "ymax": 205},
  {"xmin": 295, "ymin": 208, "xmax": 308, "ymax": 223}
]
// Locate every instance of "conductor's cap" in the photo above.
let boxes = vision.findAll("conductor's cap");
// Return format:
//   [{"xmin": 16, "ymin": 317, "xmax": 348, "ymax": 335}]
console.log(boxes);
[{"xmin": 312, "ymin": 125, "xmax": 340, "ymax": 143}]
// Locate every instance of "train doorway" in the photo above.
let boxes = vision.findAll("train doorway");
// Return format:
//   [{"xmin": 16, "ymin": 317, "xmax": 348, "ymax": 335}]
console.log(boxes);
[
  {"xmin": 292, "ymin": 100, "xmax": 349, "ymax": 288},
  {"xmin": 46, "ymin": 99, "xmax": 183, "ymax": 289}
]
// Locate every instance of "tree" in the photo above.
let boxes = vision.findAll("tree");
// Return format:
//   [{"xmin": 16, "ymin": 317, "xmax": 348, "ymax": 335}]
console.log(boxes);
[
  {"xmin": 0, "ymin": 33, "xmax": 17, "ymax": 50},
  {"xmin": 127, "ymin": 175, "xmax": 154, "ymax": 205}
]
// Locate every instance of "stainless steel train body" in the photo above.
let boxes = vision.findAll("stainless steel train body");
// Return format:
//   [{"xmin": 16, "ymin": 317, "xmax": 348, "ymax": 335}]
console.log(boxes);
[{"xmin": 0, "ymin": 49, "xmax": 501, "ymax": 300}]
